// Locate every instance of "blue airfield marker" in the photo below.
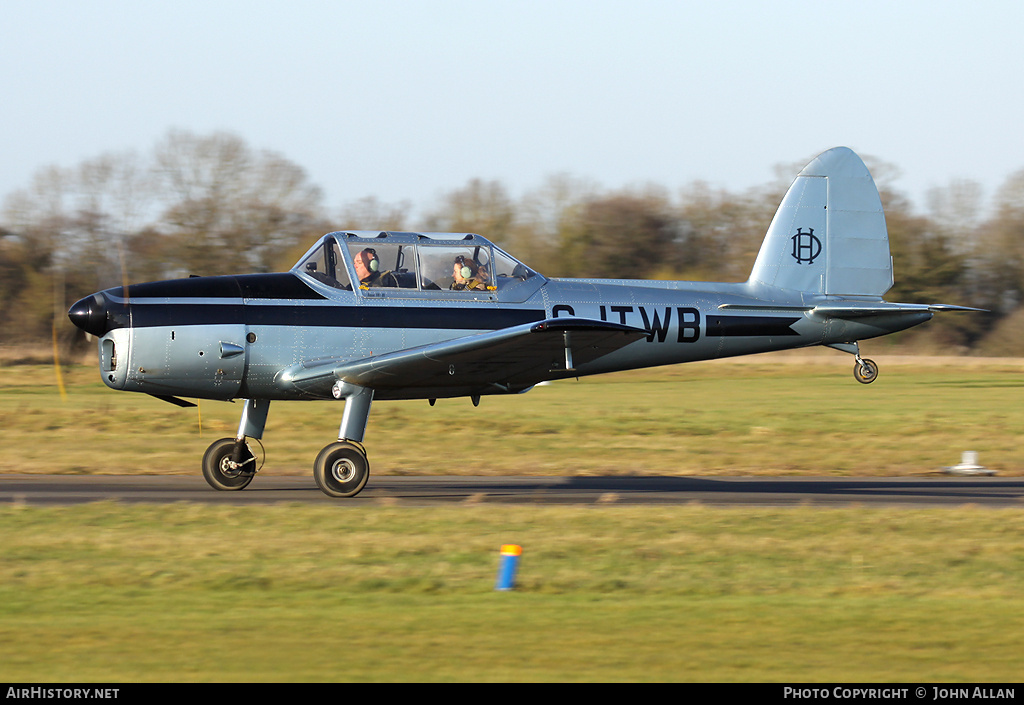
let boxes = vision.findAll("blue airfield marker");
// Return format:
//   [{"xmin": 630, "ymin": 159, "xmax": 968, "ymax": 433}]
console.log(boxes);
[{"xmin": 495, "ymin": 544, "xmax": 522, "ymax": 591}]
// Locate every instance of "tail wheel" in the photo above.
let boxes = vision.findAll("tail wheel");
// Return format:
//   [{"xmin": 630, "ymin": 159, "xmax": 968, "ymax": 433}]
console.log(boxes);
[
  {"xmin": 313, "ymin": 441, "xmax": 370, "ymax": 498},
  {"xmin": 202, "ymin": 438, "xmax": 256, "ymax": 491},
  {"xmin": 854, "ymin": 358, "xmax": 879, "ymax": 384}
]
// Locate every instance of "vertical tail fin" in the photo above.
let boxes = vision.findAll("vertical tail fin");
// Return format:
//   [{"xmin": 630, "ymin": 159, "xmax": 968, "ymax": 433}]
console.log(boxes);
[{"xmin": 748, "ymin": 147, "xmax": 893, "ymax": 297}]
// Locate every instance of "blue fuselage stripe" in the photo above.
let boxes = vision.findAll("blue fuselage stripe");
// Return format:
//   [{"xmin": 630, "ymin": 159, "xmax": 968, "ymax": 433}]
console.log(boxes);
[
  {"xmin": 125, "ymin": 303, "xmax": 547, "ymax": 331},
  {"xmin": 114, "ymin": 301, "xmax": 798, "ymax": 337},
  {"xmin": 705, "ymin": 315, "xmax": 801, "ymax": 337}
]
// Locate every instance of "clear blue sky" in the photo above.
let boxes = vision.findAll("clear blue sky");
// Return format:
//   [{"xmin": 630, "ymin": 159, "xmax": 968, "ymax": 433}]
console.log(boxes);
[{"xmin": 3, "ymin": 0, "xmax": 1022, "ymax": 216}]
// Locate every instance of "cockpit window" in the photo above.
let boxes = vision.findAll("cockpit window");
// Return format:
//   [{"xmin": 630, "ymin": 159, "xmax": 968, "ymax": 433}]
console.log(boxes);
[
  {"xmin": 348, "ymin": 243, "xmax": 419, "ymax": 289},
  {"xmin": 297, "ymin": 236, "xmax": 351, "ymax": 290},
  {"xmin": 418, "ymin": 245, "xmax": 493, "ymax": 291}
]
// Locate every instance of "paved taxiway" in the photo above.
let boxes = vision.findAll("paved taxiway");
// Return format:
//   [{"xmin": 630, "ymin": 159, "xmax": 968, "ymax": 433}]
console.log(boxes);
[{"xmin": 2, "ymin": 474, "xmax": 1022, "ymax": 507}]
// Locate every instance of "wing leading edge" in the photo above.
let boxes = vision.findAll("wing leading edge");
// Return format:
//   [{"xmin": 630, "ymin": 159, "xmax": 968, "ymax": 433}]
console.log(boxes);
[{"xmin": 279, "ymin": 317, "xmax": 649, "ymax": 400}]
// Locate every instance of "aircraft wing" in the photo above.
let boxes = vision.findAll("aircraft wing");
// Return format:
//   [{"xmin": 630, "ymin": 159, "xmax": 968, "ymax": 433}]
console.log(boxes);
[{"xmin": 280, "ymin": 317, "xmax": 649, "ymax": 399}]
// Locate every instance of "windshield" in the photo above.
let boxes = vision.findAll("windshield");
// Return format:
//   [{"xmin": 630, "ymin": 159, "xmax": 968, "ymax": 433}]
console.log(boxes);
[
  {"xmin": 492, "ymin": 247, "xmax": 539, "ymax": 281},
  {"xmin": 295, "ymin": 236, "xmax": 351, "ymax": 290}
]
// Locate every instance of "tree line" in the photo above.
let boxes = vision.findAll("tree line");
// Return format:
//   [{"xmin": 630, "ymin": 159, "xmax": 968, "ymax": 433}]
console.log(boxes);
[{"xmin": 3, "ymin": 129, "xmax": 1023, "ymax": 354}]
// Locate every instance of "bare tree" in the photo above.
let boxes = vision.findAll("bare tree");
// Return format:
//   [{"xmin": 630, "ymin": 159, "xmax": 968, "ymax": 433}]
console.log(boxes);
[
  {"xmin": 560, "ymin": 189, "xmax": 682, "ymax": 279},
  {"xmin": 422, "ymin": 179, "xmax": 515, "ymax": 246},
  {"xmin": 677, "ymin": 181, "xmax": 775, "ymax": 282},
  {"xmin": 512, "ymin": 173, "xmax": 597, "ymax": 274},
  {"xmin": 974, "ymin": 169, "xmax": 1024, "ymax": 315},
  {"xmin": 336, "ymin": 195, "xmax": 412, "ymax": 232},
  {"xmin": 153, "ymin": 130, "xmax": 325, "ymax": 276}
]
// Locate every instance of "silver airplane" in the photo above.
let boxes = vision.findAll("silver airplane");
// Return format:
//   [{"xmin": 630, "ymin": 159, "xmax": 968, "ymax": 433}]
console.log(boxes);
[{"xmin": 68, "ymin": 147, "xmax": 979, "ymax": 497}]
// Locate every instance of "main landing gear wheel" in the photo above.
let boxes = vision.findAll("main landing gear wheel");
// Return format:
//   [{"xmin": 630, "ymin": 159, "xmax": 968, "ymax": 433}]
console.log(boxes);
[
  {"xmin": 854, "ymin": 358, "xmax": 879, "ymax": 384},
  {"xmin": 313, "ymin": 441, "xmax": 370, "ymax": 498},
  {"xmin": 202, "ymin": 438, "xmax": 256, "ymax": 491}
]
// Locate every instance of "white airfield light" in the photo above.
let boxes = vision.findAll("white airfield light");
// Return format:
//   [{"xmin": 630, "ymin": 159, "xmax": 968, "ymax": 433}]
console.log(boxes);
[{"xmin": 943, "ymin": 450, "xmax": 995, "ymax": 476}]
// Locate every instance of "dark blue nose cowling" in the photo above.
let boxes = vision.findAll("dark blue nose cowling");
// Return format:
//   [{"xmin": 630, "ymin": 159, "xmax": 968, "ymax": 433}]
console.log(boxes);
[{"xmin": 68, "ymin": 293, "xmax": 113, "ymax": 337}]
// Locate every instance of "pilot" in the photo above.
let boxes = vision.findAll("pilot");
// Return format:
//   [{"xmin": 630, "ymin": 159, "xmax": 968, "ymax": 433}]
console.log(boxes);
[
  {"xmin": 354, "ymin": 248, "xmax": 382, "ymax": 285},
  {"xmin": 451, "ymin": 255, "xmax": 490, "ymax": 291}
]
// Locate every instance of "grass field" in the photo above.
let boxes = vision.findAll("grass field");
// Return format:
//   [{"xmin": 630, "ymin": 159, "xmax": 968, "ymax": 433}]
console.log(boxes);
[
  {"xmin": 1, "ymin": 355, "xmax": 1022, "ymax": 682},
  {"xmin": 2, "ymin": 355, "xmax": 1021, "ymax": 476},
  {"xmin": 1, "ymin": 502, "xmax": 1022, "ymax": 682}
]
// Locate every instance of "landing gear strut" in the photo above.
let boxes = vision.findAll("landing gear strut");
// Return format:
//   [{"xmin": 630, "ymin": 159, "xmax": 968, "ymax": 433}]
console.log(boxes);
[
  {"xmin": 200, "ymin": 386, "xmax": 376, "ymax": 498},
  {"xmin": 314, "ymin": 382, "xmax": 375, "ymax": 498}
]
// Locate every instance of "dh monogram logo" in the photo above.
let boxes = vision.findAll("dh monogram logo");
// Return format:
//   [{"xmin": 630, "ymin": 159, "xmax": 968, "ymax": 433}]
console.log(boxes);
[{"xmin": 791, "ymin": 227, "xmax": 821, "ymax": 264}]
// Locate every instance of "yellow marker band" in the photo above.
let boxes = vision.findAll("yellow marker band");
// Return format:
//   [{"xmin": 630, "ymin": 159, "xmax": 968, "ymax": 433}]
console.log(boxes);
[{"xmin": 500, "ymin": 544, "xmax": 522, "ymax": 556}]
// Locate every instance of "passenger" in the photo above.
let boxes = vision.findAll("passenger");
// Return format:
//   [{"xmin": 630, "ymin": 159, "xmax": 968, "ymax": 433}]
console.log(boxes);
[{"xmin": 451, "ymin": 255, "xmax": 490, "ymax": 291}]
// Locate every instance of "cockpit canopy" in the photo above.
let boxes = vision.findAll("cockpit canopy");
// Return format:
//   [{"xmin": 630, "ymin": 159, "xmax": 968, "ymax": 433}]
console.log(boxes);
[{"xmin": 293, "ymin": 231, "xmax": 542, "ymax": 295}]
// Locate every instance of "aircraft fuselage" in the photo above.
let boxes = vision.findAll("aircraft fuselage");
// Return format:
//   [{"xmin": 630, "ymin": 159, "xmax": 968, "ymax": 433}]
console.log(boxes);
[{"xmin": 77, "ymin": 270, "xmax": 930, "ymax": 403}]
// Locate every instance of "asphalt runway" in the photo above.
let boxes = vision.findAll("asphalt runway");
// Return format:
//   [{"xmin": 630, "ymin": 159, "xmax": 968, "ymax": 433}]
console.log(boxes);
[{"xmin": 2, "ymin": 474, "xmax": 1023, "ymax": 507}]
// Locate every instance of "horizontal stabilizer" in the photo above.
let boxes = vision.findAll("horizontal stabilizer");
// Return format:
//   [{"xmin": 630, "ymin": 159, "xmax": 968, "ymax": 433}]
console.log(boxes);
[
  {"xmin": 812, "ymin": 301, "xmax": 986, "ymax": 319},
  {"xmin": 926, "ymin": 304, "xmax": 988, "ymax": 313},
  {"xmin": 718, "ymin": 304, "xmax": 814, "ymax": 313}
]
